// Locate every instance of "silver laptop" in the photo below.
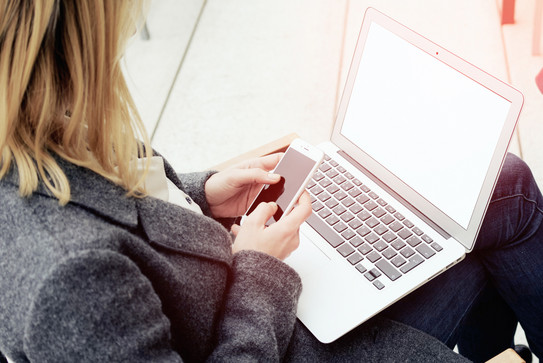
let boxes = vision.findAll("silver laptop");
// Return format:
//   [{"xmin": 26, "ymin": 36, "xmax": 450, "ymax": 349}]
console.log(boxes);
[{"xmin": 285, "ymin": 7, "xmax": 523, "ymax": 343}]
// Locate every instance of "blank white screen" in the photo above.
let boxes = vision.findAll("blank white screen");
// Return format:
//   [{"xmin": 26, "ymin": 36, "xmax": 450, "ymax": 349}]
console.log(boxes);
[{"xmin": 341, "ymin": 23, "xmax": 511, "ymax": 229}]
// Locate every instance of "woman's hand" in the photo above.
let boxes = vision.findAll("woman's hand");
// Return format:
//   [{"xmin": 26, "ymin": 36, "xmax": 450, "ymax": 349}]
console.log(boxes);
[
  {"xmin": 205, "ymin": 154, "xmax": 283, "ymax": 219},
  {"xmin": 231, "ymin": 192, "xmax": 312, "ymax": 260}
]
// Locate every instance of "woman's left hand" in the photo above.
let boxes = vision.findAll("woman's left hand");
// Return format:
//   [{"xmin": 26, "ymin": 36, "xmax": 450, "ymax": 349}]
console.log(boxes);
[{"xmin": 205, "ymin": 153, "xmax": 283, "ymax": 218}]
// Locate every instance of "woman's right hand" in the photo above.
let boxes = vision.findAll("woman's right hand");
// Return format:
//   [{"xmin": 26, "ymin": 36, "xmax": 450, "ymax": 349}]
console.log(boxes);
[{"xmin": 230, "ymin": 192, "xmax": 312, "ymax": 260}]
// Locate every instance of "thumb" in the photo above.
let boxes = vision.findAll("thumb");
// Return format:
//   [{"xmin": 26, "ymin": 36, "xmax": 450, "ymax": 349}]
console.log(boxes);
[{"xmin": 245, "ymin": 201, "xmax": 278, "ymax": 226}]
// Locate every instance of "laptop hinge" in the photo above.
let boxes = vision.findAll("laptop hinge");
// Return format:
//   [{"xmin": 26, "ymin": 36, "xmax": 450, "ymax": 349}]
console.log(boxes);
[{"xmin": 338, "ymin": 150, "xmax": 451, "ymax": 239}]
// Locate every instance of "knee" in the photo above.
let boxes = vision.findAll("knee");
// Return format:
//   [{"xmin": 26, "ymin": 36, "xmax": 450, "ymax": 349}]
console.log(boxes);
[{"xmin": 497, "ymin": 153, "xmax": 539, "ymax": 198}]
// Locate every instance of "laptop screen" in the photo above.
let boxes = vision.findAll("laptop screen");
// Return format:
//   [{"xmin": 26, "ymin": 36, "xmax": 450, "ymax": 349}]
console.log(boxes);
[{"xmin": 340, "ymin": 22, "xmax": 512, "ymax": 229}]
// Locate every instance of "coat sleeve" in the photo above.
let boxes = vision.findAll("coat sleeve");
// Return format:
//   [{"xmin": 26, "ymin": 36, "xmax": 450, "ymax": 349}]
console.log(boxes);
[
  {"xmin": 208, "ymin": 250, "xmax": 302, "ymax": 362},
  {"xmin": 24, "ymin": 250, "xmax": 183, "ymax": 363}
]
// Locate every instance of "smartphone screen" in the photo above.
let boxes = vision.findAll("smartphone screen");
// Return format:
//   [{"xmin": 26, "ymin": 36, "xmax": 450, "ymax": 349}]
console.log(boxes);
[{"xmin": 246, "ymin": 148, "xmax": 318, "ymax": 225}]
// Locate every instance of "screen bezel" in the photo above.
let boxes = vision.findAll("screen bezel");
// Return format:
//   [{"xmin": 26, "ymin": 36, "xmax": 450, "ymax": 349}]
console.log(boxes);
[{"xmin": 331, "ymin": 8, "xmax": 523, "ymax": 251}]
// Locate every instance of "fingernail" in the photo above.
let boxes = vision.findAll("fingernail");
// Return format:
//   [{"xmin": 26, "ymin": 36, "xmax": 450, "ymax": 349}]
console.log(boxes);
[{"xmin": 268, "ymin": 173, "xmax": 280, "ymax": 181}]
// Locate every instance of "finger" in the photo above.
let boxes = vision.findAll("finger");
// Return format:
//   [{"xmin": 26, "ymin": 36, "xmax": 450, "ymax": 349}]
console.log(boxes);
[
  {"xmin": 245, "ymin": 201, "xmax": 278, "ymax": 226},
  {"xmin": 228, "ymin": 168, "xmax": 281, "ymax": 187},
  {"xmin": 282, "ymin": 191, "xmax": 313, "ymax": 226},
  {"xmin": 236, "ymin": 153, "xmax": 283, "ymax": 171},
  {"xmin": 231, "ymin": 224, "xmax": 240, "ymax": 236}
]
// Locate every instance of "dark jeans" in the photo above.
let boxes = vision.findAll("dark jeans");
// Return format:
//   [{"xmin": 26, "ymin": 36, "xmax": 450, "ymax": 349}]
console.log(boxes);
[{"xmin": 382, "ymin": 153, "xmax": 543, "ymax": 361}]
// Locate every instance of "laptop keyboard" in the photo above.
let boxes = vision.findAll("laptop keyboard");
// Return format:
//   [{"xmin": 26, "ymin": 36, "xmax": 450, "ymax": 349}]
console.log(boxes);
[{"xmin": 306, "ymin": 154, "xmax": 443, "ymax": 290}]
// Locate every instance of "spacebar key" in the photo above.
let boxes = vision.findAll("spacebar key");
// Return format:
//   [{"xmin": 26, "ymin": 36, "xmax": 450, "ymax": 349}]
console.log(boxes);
[{"xmin": 306, "ymin": 213, "xmax": 344, "ymax": 248}]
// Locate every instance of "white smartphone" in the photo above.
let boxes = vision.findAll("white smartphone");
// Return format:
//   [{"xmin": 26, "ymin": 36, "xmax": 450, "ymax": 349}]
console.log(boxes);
[{"xmin": 242, "ymin": 138, "xmax": 324, "ymax": 226}]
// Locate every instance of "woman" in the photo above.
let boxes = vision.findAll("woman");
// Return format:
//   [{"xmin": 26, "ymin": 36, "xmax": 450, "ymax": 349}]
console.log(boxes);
[{"xmin": 0, "ymin": 1, "xmax": 541, "ymax": 362}]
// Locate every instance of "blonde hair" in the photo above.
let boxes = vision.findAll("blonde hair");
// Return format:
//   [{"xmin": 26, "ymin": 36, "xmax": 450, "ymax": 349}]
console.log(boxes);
[{"xmin": 0, "ymin": 0, "xmax": 151, "ymax": 205}]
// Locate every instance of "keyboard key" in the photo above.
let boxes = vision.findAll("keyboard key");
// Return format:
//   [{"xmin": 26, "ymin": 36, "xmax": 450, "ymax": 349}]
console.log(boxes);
[
  {"xmin": 306, "ymin": 213, "xmax": 344, "ymax": 248},
  {"xmin": 412, "ymin": 227, "xmax": 424, "ymax": 236},
  {"xmin": 380, "ymin": 214, "xmax": 395, "ymax": 225},
  {"xmin": 342, "ymin": 198, "xmax": 356, "ymax": 208},
  {"xmin": 376, "ymin": 259, "xmax": 402, "ymax": 281},
  {"xmin": 340, "ymin": 212, "xmax": 355, "ymax": 222},
  {"xmin": 348, "ymin": 218, "xmax": 363, "ymax": 230},
  {"xmin": 356, "ymin": 225, "xmax": 371, "ymax": 237},
  {"xmin": 332, "ymin": 205, "xmax": 347, "ymax": 215},
  {"xmin": 327, "ymin": 187, "xmax": 340, "ymax": 198},
  {"xmin": 367, "ymin": 251, "xmax": 381, "ymax": 263},
  {"xmin": 406, "ymin": 236, "xmax": 422, "ymax": 247},
  {"xmin": 385, "ymin": 205, "xmax": 396, "ymax": 214},
  {"xmin": 355, "ymin": 263, "xmax": 367, "ymax": 274},
  {"xmin": 361, "ymin": 185, "xmax": 371, "ymax": 193},
  {"xmin": 329, "ymin": 159, "xmax": 338, "ymax": 167},
  {"xmin": 311, "ymin": 186, "xmax": 323, "ymax": 195},
  {"xmin": 416, "ymin": 244, "xmax": 436, "ymax": 259},
  {"xmin": 376, "ymin": 198, "xmax": 387, "ymax": 207},
  {"xmin": 350, "ymin": 236, "xmax": 365, "ymax": 248},
  {"xmin": 344, "ymin": 172, "xmax": 354, "ymax": 180},
  {"xmin": 365, "ymin": 233, "xmax": 380, "ymax": 244},
  {"xmin": 364, "ymin": 271, "xmax": 376, "ymax": 282},
  {"xmin": 382, "ymin": 231, "xmax": 397, "ymax": 243},
  {"xmin": 352, "ymin": 178, "xmax": 362, "ymax": 186},
  {"xmin": 318, "ymin": 209, "xmax": 332, "ymax": 219},
  {"xmin": 333, "ymin": 222, "xmax": 348, "ymax": 233},
  {"xmin": 333, "ymin": 175, "xmax": 346, "ymax": 185},
  {"xmin": 399, "ymin": 254, "xmax": 425, "ymax": 273},
  {"xmin": 366, "ymin": 217, "xmax": 380, "ymax": 228},
  {"xmin": 337, "ymin": 243, "xmax": 355, "ymax": 257},
  {"xmin": 391, "ymin": 255, "xmax": 406, "ymax": 267},
  {"xmin": 403, "ymin": 219, "xmax": 414, "ymax": 228},
  {"xmin": 335, "ymin": 191, "xmax": 348, "ymax": 201},
  {"xmin": 398, "ymin": 228, "xmax": 413, "ymax": 240},
  {"xmin": 368, "ymin": 191, "xmax": 379, "ymax": 200},
  {"xmin": 369, "ymin": 268, "xmax": 382, "ymax": 278},
  {"xmin": 373, "ymin": 240, "xmax": 388, "ymax": 252},
  {"xmin": 326, "ymin": 170, "xmax": 339, "ymax": 179},
  {"xmin": 391, "ymin": 239, "xmax": 406, "ymax": 250},
  {"xmin": 356, "ymin": 195, "xmax": 370, "ymax": 205},
  {"xmin": 373, "ymin": 280, "xmax": 385, "ymax": 290},
  {"xmin": 389, "ymin": 221, "xmax": 404, "ymax": 232},
  {"xmin": 422, "ymin": 234, "xmax": 434, "ymax": 244},
  {"xmin": 312, "ymin": 202, "xmax": 324, "ymax": 212},
  {"xmin": 326, "ymin": 215, "xmax": 340, "ymax": 226},
  {"xmin": 431, "ymin": 242, "xmax": 443, "ymax": 252},
  {"xmin": 337, "ymin": 165, "xmax": 347, "ymax": 173},
  {"xmin": 347, "ymin": 252, "xmax": 363, "ymax": 265},
  {"xmin": 382, "ymin": 247, "xmax": 398, "ymax": 260},
  {"xmin": 319, "ymin": 179, "xmax": 332, "ymax": 188},
  {"xmin": 319, "ymin": 163, "xmax": 332, "ymax": 172},
  {"xmin": 357, "ymin": 243, "xmax": 373, "ymax": 255},
  {"xmin": 348, "ymin": 188, "xmax": 362, "ymax": 198},
  {"xmin": 341, "ymin": 182, "xmax": 354, "ymax": 192},
  {"xmin": 364, "ymin": 200, "xmax": 378, "ymax": 211},
  {"xmin": 317, "ymin": 192, "xmax": 331, "ymax": 202},
  {"xmin": 374, "ymin": 224, "xmax": 389, "ymax": 236},
  {"xmin": 341, "ymin": 229, "xmax": 356, "ymax": 240},
  {"xmin": 394, "ymin": 212, "xmax": 405, "ymax": 221},
  {"xmin": 357, "ymin": 210, "xmax": 372, "ymax": 221},
  {"xmin": 372, "ymin": 207, "xmax": 386, "ymax": 218},
  {"xmin": 313, "ymin": 172, "xmax": 325, "ymax": 181},
  {"xmin": 400, "ymin": 247, "xmax": 415, "ymax": 258},
  {"xmin": 349, "ymin": 204, "xmax": 364, "ymax": 214},
  {"xmin": 325, "ymin": 199, "xmax": 338, "ymax": 209}
]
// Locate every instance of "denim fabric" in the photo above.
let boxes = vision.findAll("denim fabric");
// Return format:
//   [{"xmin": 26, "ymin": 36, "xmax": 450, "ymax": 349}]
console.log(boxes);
[{"xmin": 382, "ymin": 153, "xmax": 543, "ymax": 361}]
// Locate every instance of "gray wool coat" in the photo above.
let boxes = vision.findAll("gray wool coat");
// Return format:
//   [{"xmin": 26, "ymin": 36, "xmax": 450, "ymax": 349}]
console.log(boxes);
[{"xmin": 0, "ymin": 154, "xmax": 467, "ymax": 362}]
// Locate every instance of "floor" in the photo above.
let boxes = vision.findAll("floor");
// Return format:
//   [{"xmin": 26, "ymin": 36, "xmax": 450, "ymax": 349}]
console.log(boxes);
[{"xmin": 122, "ymin": 0, "xmax": 542, "ymax": 360}]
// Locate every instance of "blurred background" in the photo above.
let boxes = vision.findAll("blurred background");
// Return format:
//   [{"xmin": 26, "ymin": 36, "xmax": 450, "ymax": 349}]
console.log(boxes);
[{"xmin": 122, "ymin": 1, "xmax": 541, "ymax": 358}]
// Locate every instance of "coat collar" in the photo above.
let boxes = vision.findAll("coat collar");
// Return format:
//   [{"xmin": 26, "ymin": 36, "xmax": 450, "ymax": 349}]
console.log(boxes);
[
  {"xmin": 3, "ymin": 155, "xmax": 232, "ymax": 263},
  {"xmin": 4, "ymin": 156, "xmax": 138, "ymax": 227}
]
